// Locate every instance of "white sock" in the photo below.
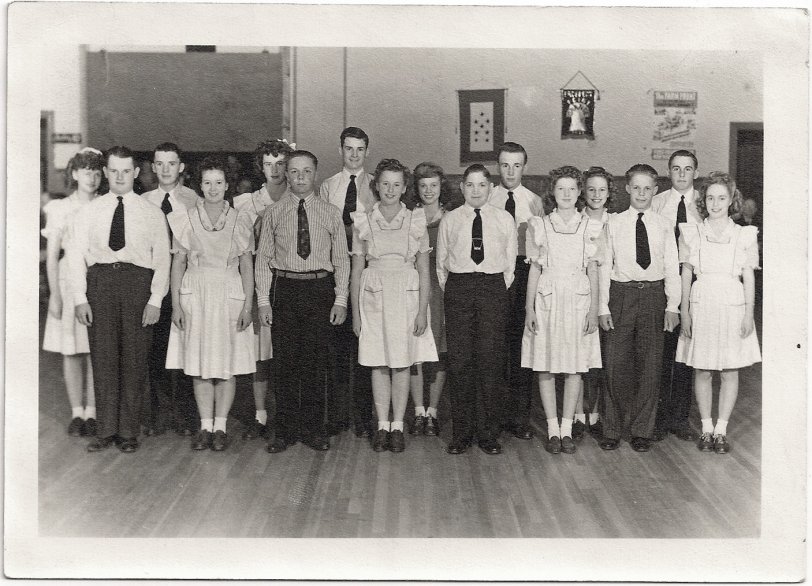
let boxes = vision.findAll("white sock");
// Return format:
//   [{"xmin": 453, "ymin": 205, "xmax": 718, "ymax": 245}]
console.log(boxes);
[
  {"xmin": 714, "ymin": 419, "xmax": 728, "ymax": 436},
  {"xmin": 71, "ymin": 406, "xmax": 84, "ymax": 419},
  {"xmin": 83, "ymin": 406, "xmax": 96, "ymax": 420},
  {"xmin": 378, "ymin": 420, "xmax": 390, "ymax": 431},
  {"xmin": 201, "ymin": 418, "xmax": 214, "ymax": 432},
  {"xmin": 426, "ymin": 407, "xmax": 438, "ymax": 418},
  {"xmin": 589, "ymin": 412, "xmax": 600, "ymax": 425},
  {"xmin": 701, "ymin": 418, "xmax": 714, "ymax": 434},
  {"xmin": 255, "ymin": 410, "xmax": 267, "ymax": 425},
  {"xmin": 574, "ymin": 412, "xmax": 586, "ymax": 424},
  {"xmin": 415, "ymin": 406, "xmax": 426, "ymax": 417},
  {"xmin": 391, "ymin": 421, "xmax": 404, "ymax": 432},
  {"xmin": 546, "ymin": 418, "xmax": 561, "ymax": 439},
  {"xmin": 213, "ymin": 417, "xmax": 227, "ymax": 433},
  {"xmin": 560, "ymin": 418, "xmax": 573, "ymax": 438}
]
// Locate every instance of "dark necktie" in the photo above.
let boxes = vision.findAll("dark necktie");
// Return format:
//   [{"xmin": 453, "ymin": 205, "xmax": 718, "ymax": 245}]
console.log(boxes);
[
  {"xmin": 675, "ymin": 194, "xmax": 687, "ymax": 242},
  {"xmin": 471, "ymin": 208, "xmax": 484, "ymax": 264},
  {"xmin": 636, "ymin": 212, "xmax": 651, "ymax": 269},
  {"xmin": 109, "ymin": 196, "xmax": 125, "ymax": 251},
  {"xmin": 343, "ymin": 175, "xmax": 357, "ymax": 226},
  {"xmin": 297, "ymin": 199, "xmax": 311, "ymax": 259},
  {"xmin": 505, "ymin": 191, "xmax": 515, "ymax": 219},
  {"xmin": 161, "ymin": 193, "xmax": 173, "ymax": 243}
]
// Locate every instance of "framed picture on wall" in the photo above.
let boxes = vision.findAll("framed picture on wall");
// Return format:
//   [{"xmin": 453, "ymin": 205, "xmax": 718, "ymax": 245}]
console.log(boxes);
[
  {"xmin": 458, "ymin": 89, "xmax": 505, "ymax": 164},
  {"xmin": 561, "ymin": 89, "xmax": 595, "ymax": 139}
]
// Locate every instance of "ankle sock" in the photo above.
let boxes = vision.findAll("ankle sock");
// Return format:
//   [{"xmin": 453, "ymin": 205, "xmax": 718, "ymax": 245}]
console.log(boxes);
[
  {"xmin": 701, "ymin": 418, "xmax": 714, "ymax": 434},
  {"xmin": 426, "ymin": 407, "xmax": 437, "ymax": 418},
  {"xmin": 560, "ymin": 418, "xmax": 573, "ymax": 438},
  {"xmin": 255, "ymin": 410, "xmax": 267, "ymax": 425},
  {"xmin": 213, "ymin": 417, "xmax": 227, "ymax": 433},
  {"xmin": 378, "ymin": 421, "xmax": 390, "ymax": 432},
  {"xmin": 72, "ymin": 406, "xmax": 84, "ymax": 419},
  {"xmin": 391, "ymin": 421, "xmax": 404, "ymax": 432},
  {"xmin": 546, "ymin": 418, "xmax": 561, "ymax": 438},
  {"xmin": 201, "ymin": 418, "xmax": 214, "ymax": 432},
  {"xmin": 574, "ymin": 413, "xmax": 586, "ymax": 424},
  {"xmin": 589, "ymin": 412, "xmax": 600, "ymax": 425},
  {"xmin": 714, "ymin": 419, "xmax": 728, "ymax": 436},
  {"xmin": 83, "ymin": 406, "xmax": 96, "ymax": 419},
  {"xmin": 414, "ymin": 406, "xmax": 426, "ymax": 417}
]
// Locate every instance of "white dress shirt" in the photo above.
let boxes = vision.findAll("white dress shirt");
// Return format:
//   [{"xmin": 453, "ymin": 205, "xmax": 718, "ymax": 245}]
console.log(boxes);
[
  {"xmin": 141, "ymin": 183, "xmax": 199, "ymax": 212},
  {"xmin": 67, "ymin": 191, "xmax": 171, "ymax": 308},
  {"xmin": 319, "ymin": 168, "xmax": 376, "ymax": 215},
  {"xmin": 599, "ymin": 207, "xmax": 681, "ymax": 315},
  {"xmin": 436, "ymin": 202, "xmax": 518, "ymax": 291},
  {"xmin": 489, "ymin": 183, "xmax": 544, "ymax": 257}
]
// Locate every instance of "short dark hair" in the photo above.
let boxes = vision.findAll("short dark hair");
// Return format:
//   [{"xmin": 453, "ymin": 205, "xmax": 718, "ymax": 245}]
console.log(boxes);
[
  {"xmin": 253, "ymin": 139, "xmax": 294, "ymax": 173},
  {"xmin": 579, "ymin": 165, "xmax": 616, "ymax": 211},
  {"xmin": 153, "ymin": 142, "xmax": 183, "ymax": 160},
  {"xmin": 65, "ymin": 148, "xmax": 104, "ymax": 190},
  {"xmin": 625, "ymin": 163, "xmax": 659, "ymax": 182},
  {"xmin": 668, "ymin": 149, "xmax": 698, "ymax": 169},
  {"xmin": 462, "ymin": 163, "xmax": 491, "ymax": 182},
  {"xmin": 105, "ymin": 146, "xmax": 135, "ymax": 166},
  {"xmin": 340, "ymin": 126, "xmax": 369, "ymax": 148},
  {"xmin": 370, "ymin": 158, "xmax": 411, "ymax": 201},
  {"xmin": 411, "ymin": 161, "xmax": 452, "ymax": 208},
  {"xmin": 196, "ymin": 155, "xmax": 228, "ymax": 182},
  {"xmin": 497, "ymin": 142, "xmax": 528, "ymax": 164},
  {"xmin": 697, "ymin": 171, "xmax": 743, "ymax": 219},
  {"xmin": 287, "ymin": 149, "xmax": 318, "ymax": 169}
]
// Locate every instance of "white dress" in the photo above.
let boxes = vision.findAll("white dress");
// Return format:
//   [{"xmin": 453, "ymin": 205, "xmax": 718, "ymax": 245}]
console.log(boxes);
[
  {"xmin": 352, "ymin": 203, "xmax": 438, "ymax": 369},
  {"xmin": 521, "ymin": 210, "xmax": 602, "ymax": 373},
  {"xmin": 165, "ymin": 202, "xmax": 257, "ymax": 379},
  {"xmin": 675, "ymin": 219, "xmax": 761, "ymax": 370},
  {"xmin": 41, "ymin": 194, "xmax": 92, "ymax": 355}
]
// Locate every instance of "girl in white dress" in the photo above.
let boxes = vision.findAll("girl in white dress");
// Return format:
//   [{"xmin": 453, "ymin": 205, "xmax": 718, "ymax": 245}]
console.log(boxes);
[
  {"xmin": 42, "ymin": 147, "xmax": 103, "ymax": 437},
  {"xmin": 676, "ymin": 172, "xmax": 761, "ymax": 454},
  {"xmin": 351, "ymin": 159, "xmax": 437, "ymax": 453},
  {"xmin": 522, "ymin": 166, "xmax": 602, "ymax": 455},
  {"xmin": 166, "ymin": 157, "xmax": 256, "ymax": 451}
]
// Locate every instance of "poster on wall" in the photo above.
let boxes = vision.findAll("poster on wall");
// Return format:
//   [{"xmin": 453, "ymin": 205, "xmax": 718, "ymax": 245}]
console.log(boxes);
[
  {"xmin": 652, "ymin": 90, "xmax": 698, "ymax": 152},
  {"xmin": 458, "ymin": 89, "xmax": 505, "ymax": 164},
  {"xmin": 561, "ymin": 89, "xmax": 595, "ymax": 139}
]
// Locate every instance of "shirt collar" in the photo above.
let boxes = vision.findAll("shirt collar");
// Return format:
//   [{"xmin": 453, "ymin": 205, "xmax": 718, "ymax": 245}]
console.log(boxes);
[
  {"xmin": 342, "ymin": 168, "xmax": 364, "ymax": 180},
  {"xmin": 370, "ymin": 201, "xmax": 406, "ymax": 230},
  {"xmin": 288, "ymin": 191, "xmax": 315, "ymax": 206},
  {"xmin": 196, "ymin": 199, "xmax": 230, "ymax": 231},
  {"xmin": 158, "ymin": 183, "xmax": 180, "ymax": 197},
  {"xmin": 671, "ymin": 186, "xmax": 695, "ymax": 203},
  {"xmin": 110, "ymin": 190, "xmax": 137, "ymax": 201},
  {"xmin": 703, "ymin": 217, "xmax": 735, "ymax": 242}
]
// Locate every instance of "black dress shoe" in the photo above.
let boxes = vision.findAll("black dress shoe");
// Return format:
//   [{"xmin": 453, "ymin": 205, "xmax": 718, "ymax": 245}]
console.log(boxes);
[
  {"xmin": 302, "ymin": 435, "xmax": 330, "ymax": 451},
  {"xmin": 389, "ymin": 430, "xmax": 405, "ymax": 453},
  {"xmin": 545, "ymin": 436, "xmax": 562, "ymax": 454},
  {"xmin": 652, "ymin": 428, "xmax": 668, "ymax": 442},
  {"xmin": 511, "ymin": 423, "xmax": 535, "ymax": 440},
  {"xmin": 354, "ymin": 423, "xmax": 372, "ymax": 439},
  {"xmin": 87, "ymin": 436, "xmax": 115, "ymax": 452},
  {"xmin": 266, "ymin": 436, "xmax": 289, "ymax": 453},
  {"xmin": 372, "ymin": 429, "xmax": 389, "ymax": 452},
  {"xmin": 68, "ymin": 417, "xmax": 83, "ymax": 437},
  {"xmin": 211, "ymin": 430, "xmax": 228, "ymax": 451},
  {"xmin": 176, "ymin": 427, "xmax": 194, "ymax": 437},
  {"xmin": 242, "ymin": 420, "xmax": 267, "ymax": 440},
  {"xmin": 477, "ymin": 438, "xmax": 502, "ymax": 455},
  {"xmin": 589, "ymin": 420, "xmax": 603, "ymax": 437},
  {"xmin": 410, "ymin": 415, "xmax": 426, "ymax": 435},
  {"xmin": 572, "ymin": 420, "xmax": 586, "ymax": 441},
  {"xmin": 697, "ymin": 432, "xmax": 714, "ymax": 452},
  {"xmin": 599, "ymin": 437, "xmax": 620, "ymax": 451},
  {"xmin": 670, "ymin": 424, "xmax": 697, "ymax": 442},
  {"xmin": 424, "ymin": 415, "xmax": 439, "ymax": 436},
  {"xmin": 118, "ymin": 437, "xmax": 140, "ymax": 453},
  {"xmin": 446, "ymin": 438, "xmax": 471, "ymax": 455},
  {"xmin": 713, "ymin": 434, "xmax": 731, "ymax": 454},
  {"xmin": 630, "ymin": 437, "xmax": 651, "ymax": 452},
  {"xmin": 191, "ymin": 430, "xmax": 212, "ymax": 450},
  {"xmin": 561, "ymin": 436, "xmax": 577, "ymax": 454},
  {"xmin": 81, "ymin": 418, "xmax": 97, "ymax": 437}
]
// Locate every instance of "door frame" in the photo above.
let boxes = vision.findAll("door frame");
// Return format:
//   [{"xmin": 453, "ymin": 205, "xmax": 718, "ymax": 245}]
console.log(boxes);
[{"xmin": 729, "ymin": 121, "xmax": 763, "ymax": 178}]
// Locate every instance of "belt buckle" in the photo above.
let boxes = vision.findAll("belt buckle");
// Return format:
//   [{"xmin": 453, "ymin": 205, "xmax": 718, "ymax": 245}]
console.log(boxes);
[
  {"xmin": 112, "ymin": 262, "xmax": 121, "ymax": 269},
  {"xmin": 635, "ymin": 281, "xmax": 645, "ymax": 289}
]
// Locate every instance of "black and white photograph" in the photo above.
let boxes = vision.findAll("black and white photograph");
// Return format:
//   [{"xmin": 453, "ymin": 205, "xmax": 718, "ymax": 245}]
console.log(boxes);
[{"xmin": 5, "ymin": 2, "xmax": 808, "ymax": 581}]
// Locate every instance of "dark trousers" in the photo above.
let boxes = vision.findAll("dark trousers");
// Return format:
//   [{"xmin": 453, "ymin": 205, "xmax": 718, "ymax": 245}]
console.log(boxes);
[
  {"xmin": 445, "ymin": 272, "xmax": 509, "ymax": 442},
  {"xmin": 602, "ymin": 281, "xmax": 665, "ymax": 441},
  {"xmin": 146, "ymin": 293, "xmax": 197, "ymax": 431},
  {"xmin": 582, "ymin": 328, "xmax": 609, "ymax": 413},
  {"xmin": 86, "ymin": 263, "xmax": 154, "ymax": 439},
  {"xmin": 328, "ymin": 300, "xmax": 373, "ymax": 428},
  {"xmin": 505, "ymin": 257, "xmax": 534, "ymax": 426},
  {"xmin": 655, "ymin": 325, "xmax": 693, "ymax": 431},
  {"xmin": 271, "ymin": 274, "xmax": 334, "ymax": 439}
]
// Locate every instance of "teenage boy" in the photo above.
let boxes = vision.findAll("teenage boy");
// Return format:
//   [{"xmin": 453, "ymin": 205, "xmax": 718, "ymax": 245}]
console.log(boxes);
[
  {"xmin": 69, "ymin": 146, "xmax": 170, "ymax": 453},
  {"xmin": 234, "ymin": 138, "xmax": 294, "ymax": 440},
  {"xmin": 598, "ymin": 164, "xmax": 680, "ymax": 452},
  {"xmin": 438, "ymin": 164, "xmax": 517, "ymax": 456},
  {"xmin": 489, "ymin": 142, "xmax": 544, "ymax": 440},
  {"xmin": 256, "ymin": 150, "xmax": 350, "ymax": 453},
  {"xmin": 651, "ymin": 150, "xmax": 702, "ymax": 442},
  {"xmin": 141, "ymin": 142, "xmax": 198, "ymax": 436},
  {"xmin": 318, "ymin": 127, "xmax": 375, "ymax": 438}
]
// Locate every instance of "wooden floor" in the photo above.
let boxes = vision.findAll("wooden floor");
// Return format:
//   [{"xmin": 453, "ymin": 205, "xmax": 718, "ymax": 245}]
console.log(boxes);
[{"xmin": 38, "ymin": 299, "xmax": 761, "ymax": 538}]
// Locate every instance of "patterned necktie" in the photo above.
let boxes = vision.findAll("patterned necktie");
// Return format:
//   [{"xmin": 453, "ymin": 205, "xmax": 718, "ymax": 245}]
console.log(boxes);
[
  {"xmin": 471, "ymin": 208, "xmax": 484, "ymax": 264},
  {"xmin": 343, "ymin": 175, "xmax": 357, "ymax": 226},
  {"xmin": 109, "ymin": 196, "xmax": 125, "ymax": 251},
  {"xmin": 636, "ymin": 212, "xmax": 651, "ymax": 269},
  {"xmin": 675, "ymin": 194, "xmax": 687, "ymax": 243},
  {"xmin": 297, "ymin": 199, "xmax": 311, "ymax": 259},
  {"xmin": 505, "ymin": 191, "xmax": 516, "ymax": 219},
  {"xmin": 161, "ymin": 193, "xmax": 172, "ymax": 215}
]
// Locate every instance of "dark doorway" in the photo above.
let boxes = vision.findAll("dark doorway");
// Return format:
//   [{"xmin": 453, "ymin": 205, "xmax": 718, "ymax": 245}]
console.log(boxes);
[{"xmin": 729, "ymin": 123, "xmax": 763, "ymax": 211}]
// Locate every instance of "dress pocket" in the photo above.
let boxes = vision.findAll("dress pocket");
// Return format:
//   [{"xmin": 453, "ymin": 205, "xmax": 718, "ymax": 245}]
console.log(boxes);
[
  {"xmin": 362, "ymin": 276, "xmax": 384, "ymax": 314},
  {"xmin": 574, "ymin": 275, "xmax": 592, "ymax": 311},
  {"xmin": 536, "ymin": 278, "xmax": 554, "ymax": 312},
  {"xmin": 227, "ymin": 282, "xmax": 247, "ymax": 323}
]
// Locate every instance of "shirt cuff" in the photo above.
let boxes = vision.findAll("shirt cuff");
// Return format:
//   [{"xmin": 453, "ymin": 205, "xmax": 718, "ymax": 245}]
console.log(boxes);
[
  {"xmin": 257, "ymin": 295, "xmax": 270, "ymax": 307},
  {"xmin": 665, "ymin": 303, "xmax": 680, "ymax": 314},
  {"xmin": 334, "ymin": 295, "xmax": 348, "ymax": 308},
  {"xmin": 599, "ymin": 303, "xmax": 610, "ymax": 316},
  {"xmin": 148, "ymin": 295, "xmax": 164, "ymax": 308},
  {"xmin": 74, "ymin": 293, "xmax": 88, "ymax": 306}
]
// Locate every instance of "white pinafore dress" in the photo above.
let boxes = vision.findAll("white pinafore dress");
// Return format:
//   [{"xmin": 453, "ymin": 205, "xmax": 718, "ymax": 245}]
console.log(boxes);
[
  {"xmin": 521, "ymin": 210, "xmax": 602, "ymax": 374},
  {"xmin": 352, "ymin": 203, "xmax": 438, "ymax": 369},
  {"xmin": 675, "ymin": 219, "xmax": 761, "ymax": 370},
  {"xmin": 165, "ymin": 202, "xmax": 257, "ymax": 379}
]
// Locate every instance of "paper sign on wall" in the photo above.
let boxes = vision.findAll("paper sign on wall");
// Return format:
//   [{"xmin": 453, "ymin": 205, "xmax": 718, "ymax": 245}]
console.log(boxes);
[{"xmin": 652, "ymin": 91, "xmax": 697, "ymax": 146}]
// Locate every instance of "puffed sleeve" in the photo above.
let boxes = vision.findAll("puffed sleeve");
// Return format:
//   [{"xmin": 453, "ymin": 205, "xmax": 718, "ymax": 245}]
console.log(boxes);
[
  {"xmin": 409, "ymin": 207, "xmax": 431, "ymax": 255},
  {"xmin": 678, "ymin": 222, "xmax": 701, "ymax": 268},
  {"xmin": 736, "ymin": 225, "xmax": 760, "ymax": 272},
  {"xmin": 232, "ymin": 209, "xmax": 255, "ymax": 257},
  {"xmin": 167, "ymin": 209, "xmax": 192, "ymax": 255},
  {"xmin": 350, "ymin": 210, "xmax": 370, "ymax": 256},
  {"xmin": 40, "ymin": 198, "xmax": 65, "ymax": 240},
  {"xmin": 524, "ymin": 215, "xmax": 548, "ymax": 267}
]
